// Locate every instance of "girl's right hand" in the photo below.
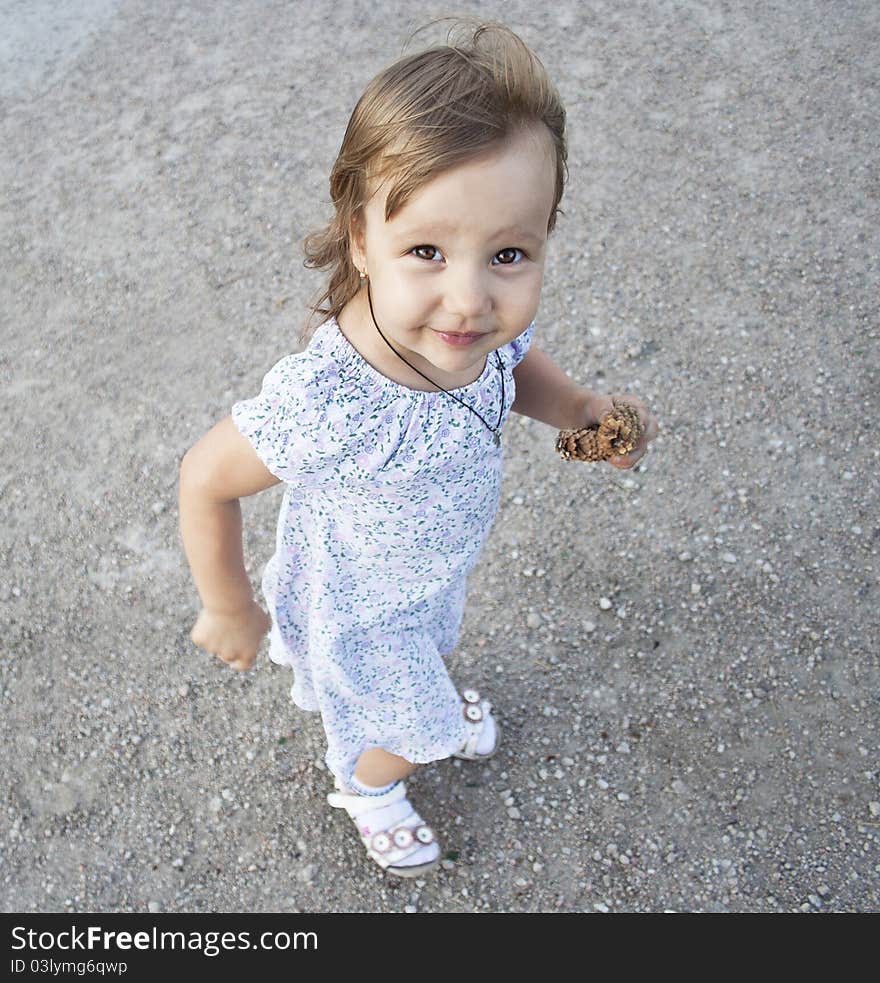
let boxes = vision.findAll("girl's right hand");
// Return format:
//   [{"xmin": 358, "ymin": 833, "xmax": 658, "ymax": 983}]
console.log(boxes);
[{"xmin": 189, "ymin": 601, "xmax": 271, "ymax": 671}]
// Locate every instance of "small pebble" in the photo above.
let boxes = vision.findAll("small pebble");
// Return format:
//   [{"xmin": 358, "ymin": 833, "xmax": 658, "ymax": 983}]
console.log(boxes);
[
  {"xmin": 297, "ymin": 865, "xmax": 316, "ymax": 883},
  {"xmin": 599, "ymin": 597, "xmax": 612, "ymax": 610}
]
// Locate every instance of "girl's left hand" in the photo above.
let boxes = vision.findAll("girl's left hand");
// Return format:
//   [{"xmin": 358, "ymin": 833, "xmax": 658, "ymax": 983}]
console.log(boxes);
[{"xmin": 583, "ymin": 391, "xmax": 660, "ymax": 469}]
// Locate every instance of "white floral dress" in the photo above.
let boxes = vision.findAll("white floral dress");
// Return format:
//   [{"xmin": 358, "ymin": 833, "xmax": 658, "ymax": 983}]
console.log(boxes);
[{"xmin": 231, "ymin": 315, "xmax": 533, "ymax": 786}]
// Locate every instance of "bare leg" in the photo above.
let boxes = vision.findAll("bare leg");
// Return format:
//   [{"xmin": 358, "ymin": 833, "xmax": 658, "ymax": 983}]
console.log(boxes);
[{"xmin": 353, "ymin": 748, "xmax": 417, "ymax": 787}]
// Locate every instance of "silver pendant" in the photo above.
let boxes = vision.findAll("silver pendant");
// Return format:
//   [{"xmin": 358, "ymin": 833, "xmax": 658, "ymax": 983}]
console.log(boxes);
[{"xmin": 493, "ymin": 431, "xmax": 501, "ymax": 447}]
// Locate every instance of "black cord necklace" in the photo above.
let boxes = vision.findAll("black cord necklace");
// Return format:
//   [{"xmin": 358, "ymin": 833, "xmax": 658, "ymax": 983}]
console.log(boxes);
[{"xmin": 364, "ymin": 276, "xmax": 505, "ymax": 447}]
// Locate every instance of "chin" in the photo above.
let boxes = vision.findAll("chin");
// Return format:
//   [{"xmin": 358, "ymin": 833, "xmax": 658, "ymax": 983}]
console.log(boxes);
[{"xmin": 432, "ymin": 344, "xmax": 484, "ymax": 364}]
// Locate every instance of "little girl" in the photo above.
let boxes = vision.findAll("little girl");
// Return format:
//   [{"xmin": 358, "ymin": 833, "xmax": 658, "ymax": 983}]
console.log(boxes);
[{"xmin": 179, "ymin": 19, "xmax": 658, "ymax": 878}]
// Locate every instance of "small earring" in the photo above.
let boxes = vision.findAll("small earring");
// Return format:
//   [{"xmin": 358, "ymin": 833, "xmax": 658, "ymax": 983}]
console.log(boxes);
[{"xmin": 359, "ymin": 270, "xmax": 367, "ymax": 280}]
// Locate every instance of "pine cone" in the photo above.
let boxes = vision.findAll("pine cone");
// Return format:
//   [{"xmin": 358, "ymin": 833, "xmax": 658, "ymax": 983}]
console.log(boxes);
[{"xmin": 556, "ymin": 398, "xmax": 643, "ymax": 462}]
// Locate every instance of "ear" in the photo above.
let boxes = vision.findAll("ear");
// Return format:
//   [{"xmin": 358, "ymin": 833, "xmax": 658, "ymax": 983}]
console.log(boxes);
[{"xmin": 348, "ymin": 210, "xmax": 367, "ymax": 275}]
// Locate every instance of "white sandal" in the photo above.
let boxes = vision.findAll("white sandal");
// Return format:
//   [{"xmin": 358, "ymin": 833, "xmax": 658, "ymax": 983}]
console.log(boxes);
[
  {"xmin": 327, "ymin": 780, "xmax": 441, "ymax": 878},
  {"xmin": 452, "ymin": 688, "xmax": 501, "ymax": 761}
]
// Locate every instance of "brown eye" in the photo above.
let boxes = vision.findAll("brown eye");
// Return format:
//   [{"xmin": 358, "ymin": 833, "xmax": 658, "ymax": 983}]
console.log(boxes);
[
  {"xmin": 494, "ymin": 248, "xmax": 524, "ymax": 265},
  {"xmin": 412, "ymin": 245, "xmax": 441, "ymax": 261}
]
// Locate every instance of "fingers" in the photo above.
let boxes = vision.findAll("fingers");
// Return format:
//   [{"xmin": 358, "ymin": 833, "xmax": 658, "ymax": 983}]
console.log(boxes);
[
  {"xmin": 606, "ymin": 392, "xmax": 660, "ymax": 469},
  {"xmin": 609, "ymin": 420, "xmax": 657, "ymax": 470},
  {"xmin": 609, "ymin": 430, "xmax": 651, "ymax": 469},
  {"xmin": 612, "ymin": 394, "xmax": 657, "ymax": 433},
  {"xmin": 219, "ymin": 650, "xmax": 257, "ymax": 671},
  {"xmin": 643, "ymin": 414, "xmax": 660, "ymax": 442},
  {"xmin": 190, "ymin": 635, "xmax": 257, "ymax": 671},
  {"xmin": 608, "ymin": 451, "xmax": 642, "ymax": 469}
]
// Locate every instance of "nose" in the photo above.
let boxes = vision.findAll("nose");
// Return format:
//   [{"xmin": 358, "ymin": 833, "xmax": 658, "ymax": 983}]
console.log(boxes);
[{"xmin": 442, "ymin": 264, "xmax": 493, "ymax": 320}]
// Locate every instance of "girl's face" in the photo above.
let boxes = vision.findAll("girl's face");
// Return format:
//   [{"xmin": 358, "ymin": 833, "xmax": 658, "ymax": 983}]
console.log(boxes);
[{"xmin": 346, "ymin": 124, "xmax": 557, "ymax": 391}]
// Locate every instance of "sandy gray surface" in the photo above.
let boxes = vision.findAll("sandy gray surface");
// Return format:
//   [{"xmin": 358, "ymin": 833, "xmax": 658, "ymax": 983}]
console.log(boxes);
[{"xmin": 1, "ymin": 0, "xmax": 878, "ymax": 913}]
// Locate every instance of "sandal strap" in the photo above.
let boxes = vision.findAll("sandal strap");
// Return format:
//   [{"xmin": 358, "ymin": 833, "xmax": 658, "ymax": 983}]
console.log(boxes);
[
  {"xmin": 327, "ymin": 779, "xmax": 408, "ymax": 817},
  {"xmin": 459, "ymin": 696, "xmax": 493, "ymax": 756},
  {"xmin": 328, "ymin": 781, "xmax": 437, "ymax": 870}
]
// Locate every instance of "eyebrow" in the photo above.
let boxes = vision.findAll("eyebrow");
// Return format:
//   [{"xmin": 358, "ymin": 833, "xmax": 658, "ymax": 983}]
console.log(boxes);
[{"xmin": 395, "ymin": 223, "xmax": 544, "ymax": 245}]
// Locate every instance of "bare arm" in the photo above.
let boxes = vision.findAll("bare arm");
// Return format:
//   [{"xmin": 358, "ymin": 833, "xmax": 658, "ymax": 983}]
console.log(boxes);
[
  {"xmin": 510, "ymin": 344, "xmax": 659, "ymax": 467},
  {"xmin": 179, "ymin": 415, "xmax": 281, "ymax": 613},
  {"xmin": 510, "ymin": 344, "xmax": 598, "ymax": 429}
]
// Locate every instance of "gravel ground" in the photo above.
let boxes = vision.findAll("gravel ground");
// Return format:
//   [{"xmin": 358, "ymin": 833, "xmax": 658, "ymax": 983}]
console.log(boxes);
[{"xmin": 1, "ymin": 0, "xmax": 878, "ymax": 913}]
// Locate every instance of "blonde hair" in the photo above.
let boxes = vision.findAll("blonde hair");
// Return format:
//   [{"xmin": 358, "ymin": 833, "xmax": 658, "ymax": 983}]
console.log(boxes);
[{"xmin": 299, "ymin": 16, "xmax": 568, "ymax": 344}]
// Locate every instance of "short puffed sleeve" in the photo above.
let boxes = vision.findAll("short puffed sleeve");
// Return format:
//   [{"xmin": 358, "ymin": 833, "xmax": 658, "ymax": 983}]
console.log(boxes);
[
  {"xmin": 231, "ymin": 350, "xmax": 348, "ymax": 485},
  {"xmin": 506, "ymin": 321, "xmax": 534, "ymax": 368}
]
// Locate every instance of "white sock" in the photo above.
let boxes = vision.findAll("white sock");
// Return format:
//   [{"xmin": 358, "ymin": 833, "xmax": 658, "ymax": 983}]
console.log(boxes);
[{"xmin": 348, "ymin": 775, "xmax": 399, "ymax": 796}]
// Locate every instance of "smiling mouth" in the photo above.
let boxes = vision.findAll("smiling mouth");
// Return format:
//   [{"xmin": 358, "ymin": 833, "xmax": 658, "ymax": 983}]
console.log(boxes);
[{"xmin": 434, "ymin": 330, "xmax": 485, "ymax": 346}]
